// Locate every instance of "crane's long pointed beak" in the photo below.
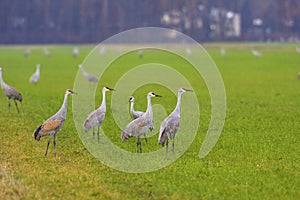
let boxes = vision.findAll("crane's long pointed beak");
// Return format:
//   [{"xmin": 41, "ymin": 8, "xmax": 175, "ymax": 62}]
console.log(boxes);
[{"xmin": 155, "ymin": 94, "xmax": 162, "ymax": 97}]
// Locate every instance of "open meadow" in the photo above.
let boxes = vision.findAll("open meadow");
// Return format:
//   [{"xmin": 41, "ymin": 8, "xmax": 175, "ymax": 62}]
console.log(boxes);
[{"xmin": 0, "ymin": 43, "xmax": 300, "ymax": 199}]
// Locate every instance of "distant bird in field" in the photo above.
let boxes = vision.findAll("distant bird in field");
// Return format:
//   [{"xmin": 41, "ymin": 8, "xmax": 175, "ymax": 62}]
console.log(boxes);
[
  {"xmin": 296, "ymin": 47, "xmax": 300, "ymax": 54},
  {"xmin": 0, "ymin": 67, "xmax": 22, "ymax": 113},
  {"xmin": 221, "ymin": 48, "xmax": 226, "ymax": 57},
  {"xmin": 128, "ymin": 96, "xmax": 149, "ymax": 142},
  {"xmin": 251, "ymin": 50, "xmax": 262, "ymax": 57},
  {"xmin": 138, "ymin": 50, "xmax": 143, "ymax": 58},
  {"xmin": 100, "ymin": 46, "xmax": 106, "ymax": 55},
  {"xmin": 298, "ymin": 72, "xmax": 300, "ymax": 80},
  {"xmin": 78, "ymin": 64, "xmax": 99, "ymax": 83},
  {"xmin": 29, "ymin": 64, "xmax": 41, "ymax": 84},
  {"xmin": 186, "ymin": 48, "xmax": 192, "ymax": 56},
  {"xmin": 44, "ymin": 48, "xmax": 51, "ymax": 57},
  {"xmin": 72, "ymin": 47, "xmax": 79, "ymax": 57},
  {"xmin": 24, "ymin": 48, "xmax": 30, "ymax": 57},
  {"xmin": 34, "ymin": 89, "xmax": 76, "ymax": 156},
  {"xmin": 158, "ymin": 88, "xmax": 192, "ymax": 155},
  {"xmin": 84, "ymin": 86, "xmax": 114, "ymax": 143},
  {"xmin": 121, "ymin": 92, "xmax": 161, "ymax": 153}
]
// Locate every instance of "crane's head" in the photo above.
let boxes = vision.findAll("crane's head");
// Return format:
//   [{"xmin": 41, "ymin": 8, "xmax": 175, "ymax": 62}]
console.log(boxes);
[
  {"xmin": 148, "ymin": 92, "xmax": 162, "ymax": 98},
  {"xmin": 103, "ymin": 86, "xmax": 115, "ymax": 92},
  {"xmin": 179, "ymin": 88, "xmax": 193, "ymax": 94},
  {"xmin": 66, "ymin": 89, "xmax": 77, "ymax": 95},
  {"xmin": 128, "ymin": 96, "xmax": 135, "ymax": 103}
]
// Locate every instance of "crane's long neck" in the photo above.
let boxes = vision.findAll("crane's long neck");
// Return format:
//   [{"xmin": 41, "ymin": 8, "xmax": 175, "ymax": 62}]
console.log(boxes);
[
  {"xmin": 36, "ymin": 67, "xmax": 40, "ymax": 74},
  {"xmin": 0, "ymin": 71, "xmax": 5, "ymax": 88},
  {"xmin": 58, "ymin": 93, "xmax": 69, "ymax": 118},
  {"xmin": 100, "ymin": 90, "xmax": 106, "ymax": 111},
  {"xmin": 145, "ymin": 95, "xmax": 152, "ymax": 116},
  {"xmin": 130, "ymin": 101, "xmax": 134, "ymax": 113},
  {"xmin": 174, "ymin": 92, "xmax": 182, "ymax": 116}
]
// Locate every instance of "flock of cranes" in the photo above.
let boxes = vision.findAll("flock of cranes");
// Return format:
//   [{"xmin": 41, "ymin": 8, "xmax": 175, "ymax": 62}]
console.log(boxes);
[{"xmin": 0, "ymin": 60, "xmax": 192, "ymax": 156}]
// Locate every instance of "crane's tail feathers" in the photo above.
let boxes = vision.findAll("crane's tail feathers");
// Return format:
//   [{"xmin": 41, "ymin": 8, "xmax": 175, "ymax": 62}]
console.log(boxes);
[
  {"xmin": 121, "ymin": 131, "xmax": 132, "ymax": 142},
  {"xmin": 34, "ymin": 125, "xmax": 42, "ymax": 141}
]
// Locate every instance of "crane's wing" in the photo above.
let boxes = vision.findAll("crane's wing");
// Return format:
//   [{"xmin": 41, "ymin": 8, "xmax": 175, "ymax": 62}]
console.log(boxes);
[
  {"xmin": 121, "ymin": 117, "xmax": 150, "ymax": 142},
  {"xmin": 83, "ymin": 109, "xmax": 106, "ymax": 132},
  {"xmin": 158, "ymin": 115, "xmax": 180, "ymax": 145},
  {"xmin": 34, "ymin": 118, "xmax": 63, "ymax": 141}
]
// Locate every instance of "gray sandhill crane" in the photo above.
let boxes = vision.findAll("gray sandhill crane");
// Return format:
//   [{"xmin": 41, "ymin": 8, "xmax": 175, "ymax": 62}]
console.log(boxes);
[
  {"xmin": 0, "ymin": 67, "xmax": 22, "ymax": 113},
  {"xmin": 121, "ymin": 92, "xmax": 161, "ymax": 153},
  {"xmin": 158, "ymin": 88, "xmax": 192, "ymax": 155},
  {"xmin": 128, "ymin": 96, "xmax": 149, "ymax": 142},
  {"xmin": 34, "ymin": 89, "xmax": 76, "ymax": 156},
  {"xmin": 44, "ymin": 48, "xmax": 51, "ymax": 57},
  {"xmin": 251, "ymin": 50, "xmax": 262, "ymax": 57},
  {"xmin": 24, "ymin": 48, "xmax": 30, "ymax": 57},
  {"xmin": 29, "ymin": 64, "xmax": 41, "ymax": 84},
  {"xmin": 221, "ymin": 48, "xmax": 226, "ymax": 57},
  {"xmin": 78, "ymin": 64, "xmax": 99, "ymax": 83},
  {"xmin": 138, "ymin": 50, "xmax": 143, "ymax": 58},
  {"xmin": 84, "ymin": 86, "xmax": 114, "ymax": 143},
  {"xmin": 72, "ymin": 47, "xmax": 79, "ymax": 57},
  {"xmin": 186, "ymin": 48, "xmax": 192, "ymax": 56}
]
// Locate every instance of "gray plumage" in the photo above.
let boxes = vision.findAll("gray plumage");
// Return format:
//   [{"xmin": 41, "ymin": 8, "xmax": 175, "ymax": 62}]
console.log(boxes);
[
  {"xmin": 34, "ymin": 89, "xmax": 76, "ymax": 156},
  {"xmin": 44, "ymin": 48, "xmax": 51, "ymax": 57},
  {"xmin": 121, "ymin": 92, "xmax": 161, "ymax": 153},
  {"xmin": 158, "ymin": 88, "xmax": 192, "ymax": 154},
  {"xmin": 221, "ymin": 48, "xmax": 226, "ymax": 57},
  {"xmin": 0, "ymin": 67, "xmax": 22, "ymax": 113},
  {"xmin": 24, "ymin": 48, "xmax": 30, "ymax": 57},
  {"xmin": 29, "ymin": 64, "xmax": 41, "ymax": 84},
  {"xmin": 72, "ymin": 47, "xmax": 79, "ymax": 57},
  {"xmin": 84, "ymin": 86, "xmax": 114, "ymax": 143},
  {"xmin": 78, "ymin": 64, "xmax": 99, "ymax": 83}
]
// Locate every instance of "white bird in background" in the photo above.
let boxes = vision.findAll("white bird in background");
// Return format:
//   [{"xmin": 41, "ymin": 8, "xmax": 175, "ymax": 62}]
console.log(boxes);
[
  {"xmin": 221, "ymin": 48, "xmax": 226, "ymax": 57},
  {"xmin": 34, "ymin": 89, "xmax": 76, "ymax": 156},
  {"xmin": 138, "ymin": 50, "xmax": 143, "ymax": 58},
  {"xmin": 296, "ymin": 47, "xmax": 300, "ymax": 54},
  {"xmin": 44, "ymin": 48, "xmax": 51, "ymax": 57},
  {"xmin": 186, "ymin": 48, "xmax": 192, "ymax": 56},
  {"xmin": 72, "ymin": 47, "xmax": 79, "ymax": 57},
  {"xmin": 24, "ymin": 48, "xmax": 30, "ymax": 57},
  {"xmin": 100, "ymin": 46, "xmax": 106, "ymax": 55},
  {"xmin": 0, "ymin": 67, "xmax": 22, "ymax": 113},
  {"xmin": 121, "ymin": 92, "xmax": 161, "ymax": 153},
  {"xmin": 158, "ymin": 88, "xmax": 192, "ymax": 155},
  {"xmin": 251, "ymin": 49, "xmax": 262, "ymax": 57},
  {"xmin": 29, "ymin": 64, "xmax": 41, "ymax": 84},
  {"xmin": 84, "ymin": 86, "xmax": 115, "ymax": 143},
  {"xmin": 78, "ymin": 64, "xmax": 99, "ymax": 83}
]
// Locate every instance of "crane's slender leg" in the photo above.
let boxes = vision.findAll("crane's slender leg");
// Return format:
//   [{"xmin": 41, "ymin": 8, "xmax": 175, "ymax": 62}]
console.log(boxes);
[
  {"xmin": 45, "ymin": 135, "xmax": 53, "ymax": 156},
  {"xmin": 14, "ymin": 100, "xmax": 20, "ymax": 113},
  {"xmin": 172, "ymin": 137, "xmax": 175, "ymax": 155},
  {"xmin": 144, "ymin": 133, "xmax": 148, "ymax": 143},
  {"xmin": 97, "ymin": 126, "xmax": 100, "ymax": 144},
  {"xmin": 166, "ymin": 140, "xmax": 169, "ymax": 156},
  {"xmin": 53, "ymin": 134, "xmax": 57, "ymax": 156},
  {"xmin": 136, "ymin": 136, "xmax": 142, "ymax": 153},
  {"xmin": 7, "ymin": 99, "xmax": 10, "ymax": 112},
  {"xmin": 92, "ymin": 127, "xmax": 95, "ymax": 138}
]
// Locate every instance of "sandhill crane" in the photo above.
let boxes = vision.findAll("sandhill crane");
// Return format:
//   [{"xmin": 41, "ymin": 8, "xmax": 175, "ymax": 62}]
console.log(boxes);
[
  {"xmin": 34, "ymin": 89, "xmax": 76, "ymax": 156},
  {"xmin": 251, "ymin": 50, "xmax": 262, "ymax": 57},
  {"xmin": 72, "ymin": 47, "xmax": 79, "ymax": 57},
  {"xmin": 138, "ymin": 50, "xmax": 143, "ymax": 58},
  {"xmin": 221, "ymin": 48, "xmax": 226, "ymax": 57},
  {"xmin": 29, "ymin": 64, "xmax": 41, "ymax": 84},
  {"xmin": 296, "ymin": 47, "xmax": 300, "ymax": 54},
  {"xmin": 128, "ymin": 96, "xmax": 149, "ymax": 142},
  {"xmin": 84, "ymin": 86, "xmax": 114, "ymax": 143},
  {"xmin": 186, "ymin": 48, "xmax": 192, "ymax": 56},
  {"xmin": 158, "ymin": 88, "xmax": 192, "ymax": 155},
  {"xmin": 44, "ymin": 48, "xmax": 51, "ymax": 57},
  {"xmin": 78, "ymin": 64, "xmax": 99, "ymax": 83},
  {"xmin": 23, "ymin": 48, "xmax": 30, "ymax": 57},
  {"xmin": 0, "ymin": 67, "xmax": 22, "ymax": 113},
  {"xmin": 121, "ymin": 92, "xmax": 161, "ymax": 153},
  {"xmin": 100, "ymin": 46, "xmax": 106, "ymax": 55}
]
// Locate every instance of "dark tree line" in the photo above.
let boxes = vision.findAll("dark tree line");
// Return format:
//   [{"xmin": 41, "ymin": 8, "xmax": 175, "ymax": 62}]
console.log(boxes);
[{"xmin": 0, "ymin": 0, "xmax": 299, "ymax": 44}]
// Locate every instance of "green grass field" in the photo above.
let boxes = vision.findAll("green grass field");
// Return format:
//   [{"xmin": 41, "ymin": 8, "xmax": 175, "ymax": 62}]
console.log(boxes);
[{"xmin": 0, "ymin": 43, "xmax": 300, "ymax": 199}]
